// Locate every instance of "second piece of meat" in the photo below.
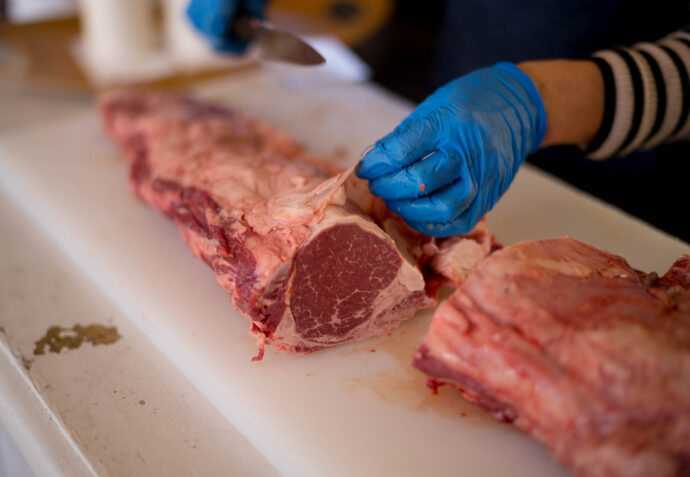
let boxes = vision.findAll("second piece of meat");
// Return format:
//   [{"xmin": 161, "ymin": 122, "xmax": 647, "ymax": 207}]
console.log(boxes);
[{"xmin": 414, "ymin": 237, "xmax": 690, "ymax": 477}]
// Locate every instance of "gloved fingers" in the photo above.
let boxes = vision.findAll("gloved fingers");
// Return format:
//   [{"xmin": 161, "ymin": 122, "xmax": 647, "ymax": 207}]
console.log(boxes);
[
  {"xmin": 186, "ymin": 0, "xmax": 207, "ymax": 30},
  {"xmin": 207, "ymin": 0, "xmax": 239, "ymax": 36},
  {"xmin": 405, "ymin": 202, "xmax": 483, "ymax": 237},
  {"xmin": 186, "ymin": 0, "xmax": 264, "ymax": 47},
  {"xmin": 186, "ymin": 0, "xmax": 238, "ymax": 38},
  {"xmin": 385, "ymin": 162, "xmax": 477, "ymax": 223},
  {"xmin": 356, "ymin": 115, "xmax": 436, "ymax": 180},
  {"xmin": 368, "ymin": 150, "xmax": 463, "ymax": 201},
  {"xmin": 408, "ymin": 167, "xmax": 515, "ymax": 237}
]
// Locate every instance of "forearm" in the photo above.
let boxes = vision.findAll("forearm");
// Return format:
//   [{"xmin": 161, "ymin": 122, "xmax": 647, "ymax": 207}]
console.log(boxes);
[
  {"xmin": 518, "ymin": 60, "xmax": 604, "ymax": 148},
  {"xmin": 519, "ymin": 27, "xmax": 690, "ymax": 158}
]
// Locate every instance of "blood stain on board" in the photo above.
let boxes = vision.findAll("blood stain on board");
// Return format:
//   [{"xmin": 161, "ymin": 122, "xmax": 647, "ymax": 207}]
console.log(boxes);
[
  {"xmin": 340, "ymin": 311, "xmax": 504, "ymax": 427},
  {"xmin": 33, "ymin": 324, "xmax": 122, "ymax": 355}
]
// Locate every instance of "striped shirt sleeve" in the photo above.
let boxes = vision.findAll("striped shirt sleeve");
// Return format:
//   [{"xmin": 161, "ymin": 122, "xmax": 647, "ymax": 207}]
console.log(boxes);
[{"xmin": 586, "ymin": 26, "xmax": 690, "ymax": 159}]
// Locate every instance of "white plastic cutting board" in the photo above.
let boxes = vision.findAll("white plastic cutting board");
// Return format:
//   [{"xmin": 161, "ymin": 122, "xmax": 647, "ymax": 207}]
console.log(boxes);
[{"xmin": 1, "ymin": 66, "xmax": 688, "ymax": 477}]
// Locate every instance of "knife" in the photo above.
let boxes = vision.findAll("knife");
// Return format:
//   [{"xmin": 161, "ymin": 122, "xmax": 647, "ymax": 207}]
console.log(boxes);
[{"xmin": 233, "ymin": 15, "xmax": 325, "ymax": 66}]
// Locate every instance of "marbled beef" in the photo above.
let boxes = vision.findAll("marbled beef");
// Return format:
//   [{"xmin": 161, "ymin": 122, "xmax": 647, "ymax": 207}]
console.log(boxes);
[{"xmin": 99, "ymin": 91, "xmax": 491, "ymax": 358}]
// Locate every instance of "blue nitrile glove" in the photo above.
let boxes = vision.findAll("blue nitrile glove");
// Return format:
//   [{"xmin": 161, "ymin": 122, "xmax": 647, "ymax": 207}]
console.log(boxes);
[
  {"xmin": 186, "ymin": 0, "xmax": 268, "ymax": 53},
  {"xmin": 355, "ymin": 62, "xmax": 547, "ymax": 237}
]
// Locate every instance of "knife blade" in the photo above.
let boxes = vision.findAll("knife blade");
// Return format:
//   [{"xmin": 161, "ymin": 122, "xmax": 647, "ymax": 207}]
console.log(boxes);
[{"xmin": 233, "ymin": 16, "xmax": 325, "ymax": 66}]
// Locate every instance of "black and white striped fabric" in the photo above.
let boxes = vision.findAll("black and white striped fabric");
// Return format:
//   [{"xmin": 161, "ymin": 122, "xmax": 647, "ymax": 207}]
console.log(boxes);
[{"xmin": 586, "ymin": 27, "xmax": 690, "ymax": 159}]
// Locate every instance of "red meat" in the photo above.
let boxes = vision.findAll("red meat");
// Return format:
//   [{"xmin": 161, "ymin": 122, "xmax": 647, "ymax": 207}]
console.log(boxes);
[{"xmin": 414, "ymin": 237, "xmax": 690, "ymax": 477}]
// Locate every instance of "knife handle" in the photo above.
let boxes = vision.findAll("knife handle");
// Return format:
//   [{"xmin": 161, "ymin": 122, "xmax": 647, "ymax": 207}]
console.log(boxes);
[{"xmin": 232, "ymin": 14, "xmax": 258, "ymax": 42}]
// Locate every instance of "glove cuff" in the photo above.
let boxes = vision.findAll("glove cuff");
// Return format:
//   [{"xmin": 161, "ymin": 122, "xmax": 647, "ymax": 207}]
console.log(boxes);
[{"xmin": 494, "ymin": 62, "xmax": 548, "ymax": 154}]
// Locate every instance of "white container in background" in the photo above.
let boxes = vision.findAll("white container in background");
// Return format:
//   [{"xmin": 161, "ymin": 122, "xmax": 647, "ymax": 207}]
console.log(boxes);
[
  {"xmin": 73, "ymin": 0, "xmax": 254, "ymax": 85},
  {"xmin": 77, "ymin": 0, "xmax": 157, "ymax": 69}
]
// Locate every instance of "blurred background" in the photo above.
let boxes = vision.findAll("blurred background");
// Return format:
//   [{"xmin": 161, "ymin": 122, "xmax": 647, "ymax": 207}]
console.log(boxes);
[{"xmin": 0, "ymin": 0, "xmax": 688, "ymax": 235}]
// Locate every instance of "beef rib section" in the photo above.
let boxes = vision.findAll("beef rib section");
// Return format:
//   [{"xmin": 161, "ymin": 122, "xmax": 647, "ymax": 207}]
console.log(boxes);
[
  {"xmin": 414, "ymin": 237, "xmax": 690, "ymax": 477},
  {"xmin": 99, "ymin": 91, "xmax": 437, "ymax": 358}
]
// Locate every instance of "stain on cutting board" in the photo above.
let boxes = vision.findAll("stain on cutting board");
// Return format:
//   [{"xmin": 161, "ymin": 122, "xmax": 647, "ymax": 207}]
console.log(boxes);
[
  {"xmin": 341, "ymin": 312, "xmax": 507, "ymax": 429},
  {"xmin": 34, "ymin": 324, "xmax": 122, "ymax": 355}
]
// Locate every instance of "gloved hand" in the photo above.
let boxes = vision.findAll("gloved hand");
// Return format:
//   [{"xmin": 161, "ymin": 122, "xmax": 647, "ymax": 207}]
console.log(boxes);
[
  {"xmin": 186, "ymin": 0, "xmax": 268, "ymax": 53},
  {"xmin": 355, "ymin": 62, "xmax": 547, "ymax": 237}
]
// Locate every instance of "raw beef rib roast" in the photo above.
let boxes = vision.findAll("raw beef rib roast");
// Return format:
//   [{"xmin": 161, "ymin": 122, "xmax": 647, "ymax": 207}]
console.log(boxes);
[
  {"xmin": 99, "ymin": 91, "xmax": 490, "ymax": 358},
  {"xmin": 414, "ymin": 237, "xmax": 690, "ymax": 477}
]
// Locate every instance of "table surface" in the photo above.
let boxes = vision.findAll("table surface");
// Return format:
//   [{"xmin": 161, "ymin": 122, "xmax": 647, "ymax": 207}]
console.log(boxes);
[
  {"xmin": 0, "ymin": 78, "xmax": 278, "ymax": 477},
  {"xmin": 1, "ymin": 68, "xmax": 688, "ymax": 477},
  {"xmin": 0, "ymin": 135, "xmax": 279, "ymax": 477}
]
